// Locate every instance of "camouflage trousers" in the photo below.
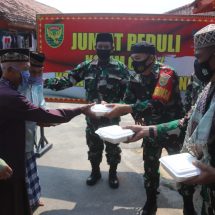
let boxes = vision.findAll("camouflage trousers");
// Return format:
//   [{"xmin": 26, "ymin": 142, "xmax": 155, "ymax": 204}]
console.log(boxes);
[
  {"xmin": 200, "ymin": 186, "xmax": 215, "ymax": 215},
  {"xmin": 86, "ymin": 117, "xmax": 121, "ymax": 166},
  {"xmin": 143, "ymin": 136, "xmax": 182, "ymax": 193}
]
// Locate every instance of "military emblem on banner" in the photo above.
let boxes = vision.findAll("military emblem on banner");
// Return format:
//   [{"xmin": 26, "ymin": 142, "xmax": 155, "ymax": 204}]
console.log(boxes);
[
  {"xmin": 159, "ymin": 73, "xmax": 171, "ymax": 86},
  {"xmin": 45, "ymin": 24, "xmax": 64, "ymax": 48}
]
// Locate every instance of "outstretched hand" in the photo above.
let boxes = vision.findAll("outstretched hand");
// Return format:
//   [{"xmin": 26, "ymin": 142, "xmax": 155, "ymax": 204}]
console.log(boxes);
[
  {"xmin": 183, "ymin": 161, "xmax": 215, "ymax": 185},
  {"xmin": 122, "ymin": 125, "xmax": 146, "ymax": 143},
  {"xmin": 81, "ymin": 103, "xmax": 97, "ymax": 118},
  {"xmin": 104, "ymin": 104, "xmax": 132, "ymax": 119}
]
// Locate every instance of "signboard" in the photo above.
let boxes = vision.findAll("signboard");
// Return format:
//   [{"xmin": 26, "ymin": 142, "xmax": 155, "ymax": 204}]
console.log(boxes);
[{"xmin": 37, "ymin": 13, "xmax": 215, "ymax": 103}]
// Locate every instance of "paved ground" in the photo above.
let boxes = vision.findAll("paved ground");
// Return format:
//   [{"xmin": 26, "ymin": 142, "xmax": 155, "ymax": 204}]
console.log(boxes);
[{"xmin": 34, "ymin": 103, "xmax": 183, "ymax": 215}]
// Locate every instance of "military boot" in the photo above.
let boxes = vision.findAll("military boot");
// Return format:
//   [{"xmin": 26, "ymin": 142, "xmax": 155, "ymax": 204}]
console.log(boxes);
[
  {"xmin": 86, "ymin": 162, "xmax": 101, "ymax": 186},
  {"xmin": 109, "ymin": 164, "xmax": 119, "ymax": 189},
  {"xmin": 140, "ymin": 191, "xmax": 157, "ymax": 215},
  {"xmin": 183, "ymin": 196, "xmax": 197, "ymax": 215}
]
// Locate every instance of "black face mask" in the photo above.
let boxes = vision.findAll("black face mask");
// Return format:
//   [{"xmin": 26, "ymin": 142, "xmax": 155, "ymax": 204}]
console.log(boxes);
[
  {"xmin": 96, "ymin": 49, "xmax": 111, "ymax": 61},
  {"xmin": 132, "ymin": 56, "xmax": 152, "ymax": 74},
  {"xmin": 194, "ymin": 56, "xmax": 214, "ymax": 83}
]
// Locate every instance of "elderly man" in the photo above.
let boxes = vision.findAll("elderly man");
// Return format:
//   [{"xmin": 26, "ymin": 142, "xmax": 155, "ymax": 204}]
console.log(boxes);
[{"xmin": 0, "ymin": 48, "xmax": 93, "ymax": 215}]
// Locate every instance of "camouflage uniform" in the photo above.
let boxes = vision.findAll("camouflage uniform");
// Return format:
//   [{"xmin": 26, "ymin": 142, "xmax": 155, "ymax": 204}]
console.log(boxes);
[
  {"xmin": 154, "ymin": 75, "xmax": 205, "ymax": 138},
  {"xmin": 184, "ymin": 75, "xmax": 206, "ymax": 113},
  {"xmin": 123, "ymin": 61, "xmax": 184, "ymax": 195},
  {"xmin": 44, "ymin": 58, "xmax": 129, "ymax": 166},
  {"xmin": 155, "ymin": 77, "xmax": 207, "ymax": 215}
]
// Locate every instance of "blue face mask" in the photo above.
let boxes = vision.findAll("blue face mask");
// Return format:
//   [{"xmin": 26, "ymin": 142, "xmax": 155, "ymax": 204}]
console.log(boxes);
[
  {"xmin": 17, "ymin": 70, "xmax": 30, "ymax": 92},
  {"xmin": 28, "ymin": 76, "xmax": 43, "ymax": 85},
  {"xmin": 20, "ymin": 70, "xmax": 30, "ymax": 86}
]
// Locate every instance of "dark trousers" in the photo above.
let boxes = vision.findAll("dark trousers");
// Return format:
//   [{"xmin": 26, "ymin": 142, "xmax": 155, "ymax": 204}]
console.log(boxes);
[
  {"xmin": 0, "ymin": 179, "xmax": 31, "ymax": 215},
  {"xmin": 143, "ymin": 136, "xmax": 181, "ymax": 193},
  {"xmin": 86, "ymin": 126, "xmax": 121, "ymax": 165}
]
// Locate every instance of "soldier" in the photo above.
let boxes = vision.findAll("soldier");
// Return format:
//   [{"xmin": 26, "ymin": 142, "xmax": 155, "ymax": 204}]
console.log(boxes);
[
  {"xmin": 123, "ymin": 61, "xmax": 206, "ymax": 215},
  {"xmin": 105, "ymin": 41, "xmax": 184, "ymax": 215},
  {"xmin": 125, "ymin": 24, "xmax": 215, "ymax": 215},
  {"xmin": 44, "ymin": 33, "xmax": 129, "ymax": 188}
]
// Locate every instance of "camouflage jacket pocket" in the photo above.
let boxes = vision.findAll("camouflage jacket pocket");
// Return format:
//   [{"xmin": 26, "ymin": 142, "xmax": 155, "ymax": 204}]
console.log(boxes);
[
  {"xmin": 107, "ymin": 74, "xmax": 122, "ymax": 90},
  {"xmin": 84, "ymin": 75, "xmax": 96, "ymax": 91}
]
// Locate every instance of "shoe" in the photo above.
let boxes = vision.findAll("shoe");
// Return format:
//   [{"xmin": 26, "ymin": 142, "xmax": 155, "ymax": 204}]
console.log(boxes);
[
  {"xmin": 109, "ymin": 172, "xmax": 119, "ymax": 189},
  {"xmin": 86, "ymin": 171, "xmax": 101, "ymax": 186},
  {"xmin": 140, "ymin": 192, "xmax": 157, "ymax": 215},
  {"xmin": 140, "ymin": 202, "xmax": 157, "ymax": 215}
]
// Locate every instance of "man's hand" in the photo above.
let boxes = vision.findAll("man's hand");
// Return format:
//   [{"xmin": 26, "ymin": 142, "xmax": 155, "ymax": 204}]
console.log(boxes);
[
  {"xmin": 123, "ymin": 125, "xmax": 146, "ymax": 142},
  {"xmin": 0, "ymin": 160, "xmax": 13, "ymax": 180},
  {"xmin": 81, "ymin": 103, "xmax": 97, "ymax": 118},
  {"xmin": 183, "ymin": 161, "xmax": 215, "ymax": 185},
  {"xmin": 104, "ymin": 104, "xmax": 133, "ymax": 119}
]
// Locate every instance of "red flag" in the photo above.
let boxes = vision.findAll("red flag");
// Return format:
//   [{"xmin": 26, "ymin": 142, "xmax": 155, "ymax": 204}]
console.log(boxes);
[{"xmin": 193, "ymin": 0, "xmax": 215, "ymax": 13}]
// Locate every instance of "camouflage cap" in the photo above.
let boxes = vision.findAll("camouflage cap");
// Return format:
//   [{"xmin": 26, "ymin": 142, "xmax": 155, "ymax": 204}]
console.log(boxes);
[
  {"xmin": 0, "ymin": 48, "xmax": 29, "ymax": 63},
  {"xmin": 30, "ymin": 52, "xmax": 45, "ymax": 67},
  {"xmin": 194, "ymin": 24, "xmax": 215, "ymax": 50}
]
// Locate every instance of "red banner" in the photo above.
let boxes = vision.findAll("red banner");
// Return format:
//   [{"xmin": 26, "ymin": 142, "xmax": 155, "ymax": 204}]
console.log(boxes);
[{"xmin": 36, "ymin": 14, "xmax": 215, "ymax": 103}]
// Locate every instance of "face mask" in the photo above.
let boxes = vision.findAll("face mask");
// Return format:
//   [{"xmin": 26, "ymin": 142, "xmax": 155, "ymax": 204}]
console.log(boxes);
[
  {"xmin": 17, "ymin": 70, "xmax": 30, "ymax": 91},
  {"xmin": 194, "ymin": 57, "xmax": 214, "ymax": 83},
  {"xmin": 20, "ymin": 70, "xmax": 30, "ymax": 86},
  {"xmin": 132, "ymin": 56, "xmax": 152, "ymax": 74},
  {"xmin": 28, "ymin": 76, "xmax": 43, "ymax": 85},
  {"xmin": 96, "ymin": 49, "xmax": 111, "ymax": 61}
]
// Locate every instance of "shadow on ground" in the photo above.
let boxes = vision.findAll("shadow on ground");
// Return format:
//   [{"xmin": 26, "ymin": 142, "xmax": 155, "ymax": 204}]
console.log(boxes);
[{"xmin": 35, "ymin": 165, "xmax": 182, "ymax": 215}]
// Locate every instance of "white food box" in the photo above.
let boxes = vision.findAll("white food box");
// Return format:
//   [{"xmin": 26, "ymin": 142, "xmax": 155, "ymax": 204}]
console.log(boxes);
[
  {"xmin": 95, "ymin": 125, "xmax": 134, "ymax": 144},
  {"xmin": 91, "ymin": 104, "xmax": 112, "ymax": 117},
  {"xmin": 159, "ymin": 153, "xmax": 201, "ymax": 182}
]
